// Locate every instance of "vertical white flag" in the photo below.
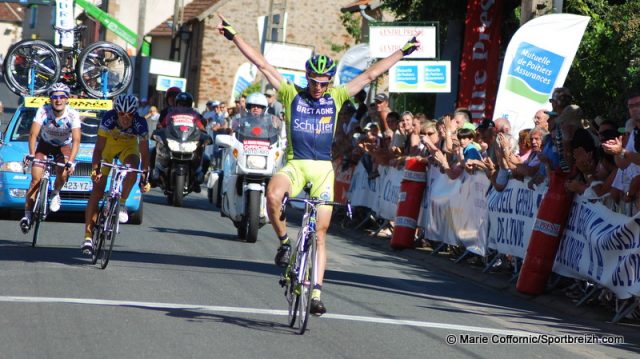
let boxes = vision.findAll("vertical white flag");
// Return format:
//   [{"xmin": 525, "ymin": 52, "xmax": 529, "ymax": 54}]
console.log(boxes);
[{"xmin": 492, "ymin": 14, "xmax": 590, "ymax": 136}]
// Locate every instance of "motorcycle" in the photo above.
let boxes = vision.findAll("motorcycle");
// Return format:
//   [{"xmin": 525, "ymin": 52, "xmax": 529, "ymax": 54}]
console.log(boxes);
[
  {"xmin": 211, "ymin": 114, "xmax": 284, "ymax": 242},
  {"xmin": 152, "ymin": 120, "xmax": 210, "ymax": 207}
]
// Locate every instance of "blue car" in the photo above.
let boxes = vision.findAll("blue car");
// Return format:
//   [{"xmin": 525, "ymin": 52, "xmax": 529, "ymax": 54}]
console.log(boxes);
[{"xmin": 0, "ymin": 98, "xmax": 144, "ymax": 223}]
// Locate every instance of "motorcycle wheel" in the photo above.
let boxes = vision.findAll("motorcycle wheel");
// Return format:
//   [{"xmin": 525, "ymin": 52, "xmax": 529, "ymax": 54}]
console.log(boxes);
[
  {"xmin": 237, "ymin": 219, "xmax": 247, "ymax": 239},
  {"xmin": 246, "ymin": 190, "xmax": 260, "ymax": 243},
  {"xmin": 173, "ymin": 174, "xmax": 185, "ymax": 207}
]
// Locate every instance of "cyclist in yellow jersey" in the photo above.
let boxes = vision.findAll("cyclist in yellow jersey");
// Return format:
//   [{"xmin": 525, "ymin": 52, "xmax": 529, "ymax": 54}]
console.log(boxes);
[
  {"xmin": 218, "ymin": 14, "xmax": 420, "ymax": 315},
  {"xmin": 81, "ymin": 95, "xmax": 151, "ymax": 255}
]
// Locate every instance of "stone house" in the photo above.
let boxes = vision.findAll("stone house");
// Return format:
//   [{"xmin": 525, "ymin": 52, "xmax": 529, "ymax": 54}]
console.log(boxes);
[{"xmin": 147, "ymin": 0, "xmax": 356, "ymax": 110}]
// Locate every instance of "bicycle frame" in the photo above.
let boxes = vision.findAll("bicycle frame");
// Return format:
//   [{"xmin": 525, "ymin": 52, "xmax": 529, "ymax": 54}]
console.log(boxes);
[
  {"xmin": 25, "ymin": 156, "xmax": 66, "ymax": 246},
  {"xmin": 91, "ymin": 159, "xmax": 144, "ymax": 269},
  {"xmin": 279, "ymin": 190, "xmax": 351, "ymax": 334}
]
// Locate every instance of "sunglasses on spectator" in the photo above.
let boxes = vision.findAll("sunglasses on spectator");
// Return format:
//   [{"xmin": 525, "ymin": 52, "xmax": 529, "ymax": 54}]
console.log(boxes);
[
  {"xmin": 50, "ymin": 95, "xmax": 68, "ymax": 100},
  {"xmin": 247, "ymin": 104, "xmax": 266, "ymax": 110}
]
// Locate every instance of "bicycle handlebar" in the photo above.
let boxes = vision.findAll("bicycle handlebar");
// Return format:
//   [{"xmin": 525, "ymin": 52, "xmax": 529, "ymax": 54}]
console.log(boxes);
[
  {"xmin": 22, "ymin": 157, "xmax": 67, "ymax": 174},
  {"xmin": 279, "ymin": 192, "xmax": 352, "ymax": 221},
  {"xmin": 100, "ymin": 161, "xmax": 146, "ymax": 175}
]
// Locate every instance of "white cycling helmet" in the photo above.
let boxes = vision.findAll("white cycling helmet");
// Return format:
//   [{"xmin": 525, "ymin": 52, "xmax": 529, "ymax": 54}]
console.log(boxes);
[
  {"xmin": 48, "ymin": 83, "xmax": 71, "ymax": 97},
  {"xmin": 114, "ymin": 94, "xmax": 139, "ymax": 114},
  {"xmin": 246, "ymin": 92, "xmax": 268, "ymax": 109}
]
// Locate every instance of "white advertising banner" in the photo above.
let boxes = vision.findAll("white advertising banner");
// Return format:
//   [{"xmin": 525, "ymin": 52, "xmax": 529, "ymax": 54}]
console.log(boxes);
[
  {"xmin": 264, "ymin": 42, "xmax": 313, "ymax": 71},
  {"xmin": 492, "ymin": 14, "xmax": 589, "ymax": 137},
  {"xmin": 487, "ymin": 180, "xmax": 546, "ymax": 258},
  {"xmin": 553, "ymin": 198, "xmax": 640, "ymax": 300},
  {"xmin": 347, "ymin": 162, "xmax": 379, "ymax": 210},
  {"xmin": 335, "ymin": 44, "xmax": 371, "ymax": 86},
  {"xmin": 425, "ymin": 169, "xmax": 462, "ymax": 246},
  {"xmin": 448, "ymin": 172, "xmax": 491, "ymax": 256},
  {"xmin": 369, "ymin": 25, "xmax": 437, "ymax": 59},
  {"xmin": 389, "ymin": 61, "xmax": 451, "ymax": 93},
  {"xmin": 377, "ymin": 166, "xmax": 403, "ymax": 221}
]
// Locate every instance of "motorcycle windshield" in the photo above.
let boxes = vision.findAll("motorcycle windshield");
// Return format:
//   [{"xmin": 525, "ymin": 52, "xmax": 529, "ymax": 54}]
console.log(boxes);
[
  {"xmin": 167, "ymin": 118, "xmax": 200, "ymax": 142},
  {"xmin": 235, "ymin": 114, "xmax": 280, "ymax": 145}
]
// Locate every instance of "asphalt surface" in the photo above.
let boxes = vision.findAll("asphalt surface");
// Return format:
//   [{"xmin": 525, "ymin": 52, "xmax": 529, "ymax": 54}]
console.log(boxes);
[{"xmin": 0, "ymin": 188, "xmax": 638, "ymax": 359}]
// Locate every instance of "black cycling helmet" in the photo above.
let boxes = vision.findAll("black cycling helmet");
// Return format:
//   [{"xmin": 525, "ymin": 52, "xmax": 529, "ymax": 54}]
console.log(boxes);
[{"xmin": 175, "ymin": 92, "xmax": 194, "ymax": 107}]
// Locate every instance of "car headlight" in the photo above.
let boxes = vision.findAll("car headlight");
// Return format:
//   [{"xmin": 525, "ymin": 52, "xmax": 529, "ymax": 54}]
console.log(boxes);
[
  {"xmin": 246, "ymin": 155, "xmax": 267, "ymax": 170},
  {"xmin": 167, "ymin": 139, "xmax": 198, "ymax": 152},
  {"xmin": 0, "ymin": 161, "xmax": 25, "ymax": 173}
]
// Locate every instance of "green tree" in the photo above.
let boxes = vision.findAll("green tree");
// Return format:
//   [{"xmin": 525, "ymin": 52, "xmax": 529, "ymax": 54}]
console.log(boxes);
[{"xmin": 564, "ymin": 0, "xmax": 640, "ymax": 123}]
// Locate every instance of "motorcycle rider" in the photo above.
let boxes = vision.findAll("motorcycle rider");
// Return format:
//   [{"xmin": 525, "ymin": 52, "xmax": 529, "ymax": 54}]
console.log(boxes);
[{"xmin": 153, "ymin": 92, "xmax": 208, "ymax": 191}]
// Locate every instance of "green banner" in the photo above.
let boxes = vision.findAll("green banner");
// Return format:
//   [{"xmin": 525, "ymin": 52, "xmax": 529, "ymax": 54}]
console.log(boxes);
[{"xmin": 75, "ymin": 0, "xmax": 150, "ymax": 56}]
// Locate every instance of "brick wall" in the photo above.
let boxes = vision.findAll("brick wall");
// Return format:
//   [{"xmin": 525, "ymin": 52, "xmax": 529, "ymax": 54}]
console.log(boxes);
[{"xmin": 195, "ymin": 0, "xmax": 354, "ymax": 109}]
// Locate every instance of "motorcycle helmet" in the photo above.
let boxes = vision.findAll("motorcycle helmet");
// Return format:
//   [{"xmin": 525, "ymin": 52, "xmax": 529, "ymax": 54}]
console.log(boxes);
[
  {"xmin": 246, "ymin": 92, "xmax": 268, "ymax": 110},
  {"xmin": 175, "ymin": 92, "xmax": 194, "ymax": 108},
  {"xmin": 166, "ymin": 86, "xmax": 181, "ymax": 98}
]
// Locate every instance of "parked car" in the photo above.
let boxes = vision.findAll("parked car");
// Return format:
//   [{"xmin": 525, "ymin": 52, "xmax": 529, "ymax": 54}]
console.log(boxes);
[{"xmin": 0, "ymin": 97, "xmax": 143, "ymax": 223}]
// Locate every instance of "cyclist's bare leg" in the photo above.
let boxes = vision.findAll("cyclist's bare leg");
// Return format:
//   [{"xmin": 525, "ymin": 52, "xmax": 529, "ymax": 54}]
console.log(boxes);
[
  {"xmin": 120, "ymin": 154, "xmax": 141, "ymax": 201},
  {"xmin": 266, "ymin": 173, "xmax": 292, "ymax": 237},
  {"xmin": 25, "ymin": 166, "xmax": 44, "ymax": 212},
  {"xmin": 315, "ymin": 206, "xmax": 332, "ymax": 287},
  {"xmin": 84, "ymin": 174, "xmax": 108, "ymax": 236},
  {"xmin": 52, "ymin": 163, "xmax": 69, "ymax": 192}
]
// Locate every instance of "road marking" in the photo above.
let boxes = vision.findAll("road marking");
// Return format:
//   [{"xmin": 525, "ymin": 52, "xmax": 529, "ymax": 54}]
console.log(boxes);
[{"xmin": 0, "ymin": 295, "xmax": 537, "ymax": 336}]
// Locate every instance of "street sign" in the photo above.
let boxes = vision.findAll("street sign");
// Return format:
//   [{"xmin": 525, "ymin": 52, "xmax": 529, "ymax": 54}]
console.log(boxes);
[
  {"xmin": 389, "ymin": 61, "xmax": 451, "ymax": 93},
  {"xmin": 156, "ymin": 75, "xmax": 186, "ymax": 92},
  {"xmin": 369, "ymin": 23, "xmax": 438, "ymax": 59}
]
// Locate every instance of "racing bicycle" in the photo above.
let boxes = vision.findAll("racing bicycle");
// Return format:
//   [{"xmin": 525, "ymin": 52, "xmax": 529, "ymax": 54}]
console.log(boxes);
[
  {"xmin": 22, "ymin": 156, "xmax": 68, "ymax": 247},
  {"xmin": 2, "ymin": 25, "xmax": 132, "ymax": 98},
  {"xmin": 91, "ymin": 160, "xmax": 144, "ymax": 269},
  {"xmin": 278, "ymin": 184, "xmax": 351, "ymax": 334}
]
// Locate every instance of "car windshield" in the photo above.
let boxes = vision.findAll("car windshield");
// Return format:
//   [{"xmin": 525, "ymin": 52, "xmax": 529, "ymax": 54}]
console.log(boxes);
[{"xmin": 10, "ymin": 108, "xmax": 102, "ymax": 144}]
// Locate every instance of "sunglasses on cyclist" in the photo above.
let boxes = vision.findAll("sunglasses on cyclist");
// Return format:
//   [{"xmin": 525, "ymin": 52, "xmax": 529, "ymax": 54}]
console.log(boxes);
[
  {"xmin": 308, "ymin": 77, "xmax": 331, "ymax": 87},
  {"xmin": 118, "ymin": 111, "xmax": 134, "ymax": 118},
  {"xmin": 50, "ymin": 95, "xmax": 68, "ymax": 100}
]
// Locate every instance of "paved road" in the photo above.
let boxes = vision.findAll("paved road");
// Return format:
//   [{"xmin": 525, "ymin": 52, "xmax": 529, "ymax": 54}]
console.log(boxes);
[{"xmin": 0, "ymin": 189, "xmax": 638, "ymax": 359}]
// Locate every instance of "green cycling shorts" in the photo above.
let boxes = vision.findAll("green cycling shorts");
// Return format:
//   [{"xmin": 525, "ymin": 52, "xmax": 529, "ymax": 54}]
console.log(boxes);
[{"xmin": 278, "ymin": 160, "xmax": 334, "ymax": 202}]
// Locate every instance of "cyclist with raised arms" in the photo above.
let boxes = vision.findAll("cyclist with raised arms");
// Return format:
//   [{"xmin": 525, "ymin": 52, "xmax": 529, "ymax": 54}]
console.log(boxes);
[
  {"xmin": 82, "ymin": 95, "xmax": 150, "ymax": 255},
  {"xmin": 20, "ymin": 83, "xmax": 81, "ymax": 233},
  {"xmin": 218, "ymin": 14, "xmax": 420, "ymax": 315}
]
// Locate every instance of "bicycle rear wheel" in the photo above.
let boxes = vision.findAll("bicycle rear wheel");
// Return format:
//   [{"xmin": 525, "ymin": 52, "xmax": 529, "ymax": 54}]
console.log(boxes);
[
  {"xmin": 77, "ymin": 41, "xmax": 132, "ymax": 98},
  {"xmin": 297, "ymin": 233, "xmax": 317, "ymax": 334},
  {"xmin": 31, "ymin": 179, "xmax": 49, "ymax": 247},
  {"xmin": 99, "ymin": 199, "xmax": 119, "ymax": 269},
  {"xmin": 3, "ymin": 39, "xmax": 60, "ymax": 96}
]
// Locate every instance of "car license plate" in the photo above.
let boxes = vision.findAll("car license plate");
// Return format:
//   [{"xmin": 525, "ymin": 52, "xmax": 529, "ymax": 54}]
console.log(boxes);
[{"xmin": 62, "ymin": 180, "xmax": 92, "ymax": 192}]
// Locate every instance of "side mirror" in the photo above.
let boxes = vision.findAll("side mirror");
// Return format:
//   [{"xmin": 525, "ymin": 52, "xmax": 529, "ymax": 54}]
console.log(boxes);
[{"xmin": 215, "ymin": 134, "xmax": 232, "ymax": 148}]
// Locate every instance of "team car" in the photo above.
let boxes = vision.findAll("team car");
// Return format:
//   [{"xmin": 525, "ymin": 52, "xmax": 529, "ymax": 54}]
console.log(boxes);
[{"xmin": 0, "ymin": 97, "xmax": 144, "ymax": 223}]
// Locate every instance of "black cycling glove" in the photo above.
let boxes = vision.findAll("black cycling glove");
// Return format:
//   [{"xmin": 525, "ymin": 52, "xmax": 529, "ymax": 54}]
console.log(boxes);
[
  {"xmin": 221, "ymin": 20, "xmax": 237, "ymax": 41},
  {"xmin": 401, "ymin": 36, "xmax": 419, "ymax": 56}
]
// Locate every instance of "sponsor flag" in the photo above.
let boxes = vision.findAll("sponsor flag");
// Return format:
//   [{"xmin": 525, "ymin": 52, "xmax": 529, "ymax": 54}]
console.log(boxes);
[{"xmin": 492, "ymin": 14, "xmax": 589, "ymax": 137}]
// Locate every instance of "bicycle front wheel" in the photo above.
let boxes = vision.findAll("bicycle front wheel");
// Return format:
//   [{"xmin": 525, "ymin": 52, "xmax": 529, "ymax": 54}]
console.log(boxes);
[
  {"xmin": 297, "ymin": 233, "xmax": 317, "ymax": 335},
  {"xmin": 31, "ymin": 179, "xmax": 49, "ymax": 247},
  {"xmin": 3, "ymin": 39, "xmax": 60, "ymax": 96},
  {"xmin": 77, "ymin": 41, "xmax": 132, "ymax": 98},
  {"xmin": 91, "ymin": 205, "xmax": 106, "ymax": 265},
  {"xmin": 99, "ymin": 199, "xmax": 119, "ymax": 269},
  {"xmin": 286, "ymin": 252, "xmax": 300, "ymax": 328}
]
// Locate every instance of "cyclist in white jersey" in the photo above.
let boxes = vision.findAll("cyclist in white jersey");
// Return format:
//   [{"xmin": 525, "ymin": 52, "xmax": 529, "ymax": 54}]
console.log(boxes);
[
  {"xmin": 218, "ymin": 14, "xmax": 420, "ymax": 315},
  {"xmin": 20, "ymin": 83, "xmax": 82, "ymax": 233}
]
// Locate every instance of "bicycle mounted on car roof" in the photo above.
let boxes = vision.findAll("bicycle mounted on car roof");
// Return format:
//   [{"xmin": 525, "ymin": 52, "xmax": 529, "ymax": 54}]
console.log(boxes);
[{"xmin": 2, "ymin": 25, "xmax": 132, "ymax": 98}]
